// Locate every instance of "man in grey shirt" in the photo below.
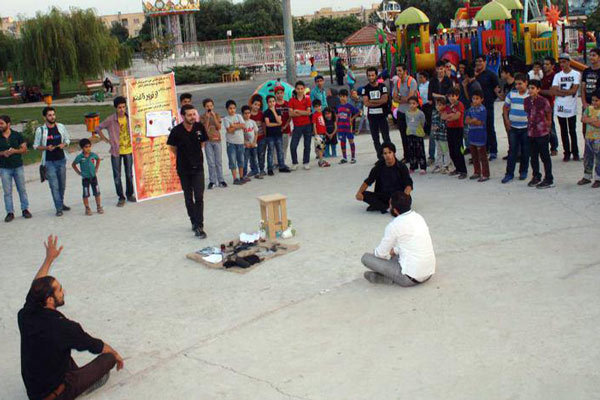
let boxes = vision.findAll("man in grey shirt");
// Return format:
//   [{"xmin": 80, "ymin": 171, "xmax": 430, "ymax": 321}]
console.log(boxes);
[{"xmin": 393, "ymin": 64, "xmax": 418, "ymax": 161}]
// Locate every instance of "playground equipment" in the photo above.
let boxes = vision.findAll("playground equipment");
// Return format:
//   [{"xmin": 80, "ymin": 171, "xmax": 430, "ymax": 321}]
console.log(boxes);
[
  {"xmin": 394, "ymin": 7, "xmax": 435, "ymax": 73},
  {"xmin": 142, "ymin": 0, "xmax": 199, "ymax": 55}
]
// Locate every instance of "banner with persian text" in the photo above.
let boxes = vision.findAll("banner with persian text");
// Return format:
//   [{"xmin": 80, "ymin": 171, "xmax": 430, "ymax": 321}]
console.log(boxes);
[{"xmin": 125, "ymin": 73, "xmax": 181, "ymax": 201}]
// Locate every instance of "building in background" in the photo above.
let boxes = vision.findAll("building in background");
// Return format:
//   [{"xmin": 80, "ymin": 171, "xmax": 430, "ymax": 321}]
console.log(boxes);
[
  {"xmin": 298, "ymin": 4, "xmax": 380, "ymax": 23},
  {"xmin": 100, "ymin": 12, "xmax": 146, "ymax": 37},
  {"xmin": 0, "ymin": 17, "xmax": 22, "ymax": 37}
]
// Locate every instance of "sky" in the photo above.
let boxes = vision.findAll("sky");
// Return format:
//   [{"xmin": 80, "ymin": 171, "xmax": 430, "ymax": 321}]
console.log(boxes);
[{"xmin": 1, "ymin": 0, "xmax": 377, "ymax": 18}]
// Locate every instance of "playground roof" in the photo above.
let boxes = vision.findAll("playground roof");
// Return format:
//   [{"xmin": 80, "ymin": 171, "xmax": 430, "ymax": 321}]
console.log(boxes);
[
  {"xmin": 394, "ymin": 7, "xmax": 430, "ymax": 26},
  {"xmin": 342, "ymin": 24, "xmax": 395, "ymax": 46},
  {"xmin": 495, "ymin": 0, "xmax": 523, "ymax": 11},
  {"xmin": 474, "ymin": 1, "xmax": 512, "ymax": 21}
]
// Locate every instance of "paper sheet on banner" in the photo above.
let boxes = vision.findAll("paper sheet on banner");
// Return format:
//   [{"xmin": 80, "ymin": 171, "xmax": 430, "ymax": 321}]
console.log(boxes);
[{"xmin": 146, "ymin": 111, "xmax": 173, "ymax": 137}]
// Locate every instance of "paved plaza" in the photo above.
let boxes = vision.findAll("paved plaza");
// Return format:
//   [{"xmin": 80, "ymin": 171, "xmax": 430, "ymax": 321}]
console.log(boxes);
[{"xmin": 1, "ymin": 78, "xmax": 600, "ymax": 399}]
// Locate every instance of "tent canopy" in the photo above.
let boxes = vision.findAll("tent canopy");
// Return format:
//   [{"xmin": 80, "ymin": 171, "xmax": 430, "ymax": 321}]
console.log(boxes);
[
  {"xmin": 474, "ymin": 1, "xmax": 512, "ymax": 21},
  {"xmin": 394, "ymin": 7, "xmax": 430, "ymax": 26}
]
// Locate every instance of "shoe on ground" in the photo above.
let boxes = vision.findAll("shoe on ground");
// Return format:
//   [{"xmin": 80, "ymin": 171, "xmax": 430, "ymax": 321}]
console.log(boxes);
[
  {"xmin": 489, "ymin": 154, "xmax": 497, "ymax": 161},
  {"xmin": 22, "ymin": 209, "xmax": 32, "ymax": 219},
  {"xmin": 191, "ymin": 223, "xmax": 198, "ymax": 232},
  {"xmin": 572, "ymin": 156, "xmax": 580, "ymax": 161},
  {"xmin": 303, "ymin": 164, "xmax": 310, "ymax": 170},
  {"xmin": 469, "ymin": 174, "xmax": 480, "ymax": 180},
  {"xmin": 219, "ymin": 181, "xmax": 228, "ymax": 188},
  {"xmin": 592, "ymin": 180, "xmax": 600, "ymax": 188},
  {"xmin": 350, "ymin": 158, "xmax": 357, "ymax": 164},
  {"xmin": 440, "ymin": 167, "xmax": 449, "ymax": 175},
  {"xmin": 195, "ymin": 228, "xmax": 207, "ymax": 239},
  {"xmin": 364, "ymin": 271, "xmax": 394, "ymax": 285},
  {"xmin": 419, "ymin": 170, "xmax": 426, "ymax": 175},
  {"xmin": 478, "ymin": 176, "xmax": 490, "ymax": 182},
  {"xmin": 259, "ymin": 171, "xmax": 267, "ymax": 176},
  {"xmin": 56, "ymin": 210, "xmax": 63, "ymax": 217},
  {"xmin": 577, "ymin": 178, "xmax": 592, "ymax": 185},
  {"xmin": 62, "ymin": 205, "xmax": 71, "ymax": 211},
  {"xmin": 242, "ymin": 176, "xmax": 251, "ymax": 182},
  {"xmin": 468, "ymin": 158, "xmax": 473, "ymax": 164},
  {"xmin": 5, "ymin": 213, "xmax": 14, "ymax": 223},
  {"xmin": 117, "ymin": 199, "xmax": 126, "ymax": 207},
  {"xmin": 502, "ymin": 155, "xmax": 509, "ymax": 160},
  {"xmin": 551, "ymin": 150, "xmax": 558, "ymax": 156},
  {"xmin": 519, "ymin": 173, "xmax": 527, "ymax": 180},
  {"xmin": 431, "ymin": 166, "xmax": 441, "ymax": 174},
  {"xmin": 208, "ymin": 182, "xmax": 215, "ymax": 190},
  {"xmin": 339, "ymin": 158, "xmax": 348, "ymax": 164},
  {"xmin": 279, "ymin": 167, "xmax": 291, "ymax": 173},
  {"xmin": 97, "ymin": 206, "xmax": 104, "ymax": 214},
  {"xmin": 536, "ymin": 180, "xmax": 554, "ymax": 189},
  {"xmin": 254, "ymin": 174, "xmax": 264, "ymax": 179},
  {"xmin": 501, "ymin": 175, "xmax": 513, "ymax": 184},
  {"xmin": 290, "ymin": 164, "xmax": 298, "ymax": 171},
  {"xmin": 233, "ymin": 178, "xmax": 243, "ymax": 185},
  {"xmin": 268, "ymin": 170, "xmax": 274, "ymax": 176},
  {"xmin": 528, "ymin": 177, "xmax": 541, "ymax": 187},
  {"xmin": 85, "ymin": 207, "xmax": 93, "ymax": 216},
  {"xmin": 127, "ymin": 196, "xmax": 136, "ymax": 202},
  {"xmin": 83, "ymin": 372, "xmax": 110, "ymax": 396},
  {"xmin": 448, "ymin": 170, "xmax": 459, "ymax": 176},
  {"xmin": 563, "ymin": 156, "xmax": 570, "ymax": 162},
  {"xmin": 458, "ymin": 173, "xmax": 467, "ymax": 180}
]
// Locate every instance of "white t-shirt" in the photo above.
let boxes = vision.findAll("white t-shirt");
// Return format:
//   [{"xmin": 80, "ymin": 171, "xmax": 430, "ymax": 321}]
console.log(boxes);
[
  {"xmin": 528, "ymin": 70, "xmax": 544, "ymax": 81},
  {"xmin": 374, "ymin": 210, "xmax": 436, "ymax": 282},
  {"xmin": 243, "ymin": 119, "xmax": 258, "ymax": 145},
  {"xmin": 552, "ymin": 70, "xmax": 581, "ymax": 118},
  {"xmin": 222, "ymin": 114, "xmax": 245, "ymax": 144}
]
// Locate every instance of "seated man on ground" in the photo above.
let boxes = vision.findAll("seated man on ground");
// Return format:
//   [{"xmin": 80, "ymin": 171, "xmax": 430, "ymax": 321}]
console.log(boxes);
[
  {"xmin": 355, "ymin": 142, "xmax": 413, "ymax": 213},
  {"xmin": 361, "ymin": 192, "xmax": 436, "ymax": 286},
  {"xmin": 18, "ymin": 235, "xmax": 124, "ymax": 400}
]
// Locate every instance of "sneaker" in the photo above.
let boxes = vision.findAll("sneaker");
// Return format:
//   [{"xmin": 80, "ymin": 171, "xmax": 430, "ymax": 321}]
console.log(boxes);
[
  {"xmin": 127, "ymin": 196, "xmax": 136, "ymax": 202},
  {"xmin": 290, "ymin": 164, "xmax": 298, "ymax": 171},
  {"xmin": 62, "ymin": 205, "xmax": 71, "ymax": 211},
  {"xmin": 97, "ymin": 206, "xmax": 104, "ymax": 214},
  {"xmin": 419, "ymin": 170, "xmax": 426, "ymax": 175},
  {"xmin": 551, "ymin": 150, "xmax": 558, "ymax": 156},
  {"xmin": 56, "ymin": 210, "xmax": 63, "ymax": 217},
  {"xmin": 195, "ymin": 228, "xmax": 207, "ymax": 239},
  {"xmin": 458, "ymin": 173, "xmax": 467, "ymax": 180},
  {"xmin": 259, "ymin": 171, "xmax": 267, "ymax": 177},
  {"xmin": 440, "ymin": 167, "xmax": 449, "ymax": 175},
  {"xmin": 572, "ymin": 155, "xmax": 580, "ymax": 161},
  {"xmin": 592, "ymin": 181, "xmax": 600, "ymax": 188},
  {"xmin": 536, "ymin": 180, "xmax": 554, "ymax": 189},
  {"xmin": 219, "ymin": 181, "xmax": 228, "ymax": 188},
  {"xmin": 117, "ymin": 198, "xmax": 126, "ymax": 207},
  {"xmin": 4, "ymin": 213, "xmax": 14, "ymax": 223},
  {"xmin": 208, "ymin": 182, "xmax": 216, "ymax": 190},
  {"xmin": 563, "ymin": 155, "xmax": 570, "ymax": 162},
  {"xmin": 267, "ymin": 170, "xmax": 274, "ymax": 176},
  {"xmin": 431, "ymin": 166, "xmax": 441, "ymax": 174},
  {"xmin": 448, "ymin": 169, "xmax": 459, "ymax": 176},
  {"xmin": 254, "ymin": 174, "xmax": 264, "ymax": 179},
  {"xmin": 242, "ymin": 176, "xmax": 251, "ymax": 182},
  {"xmin": 469, "ymin": 174, "xmax": 480, "ymax": 180},
  {"xmin": 501, "ymin": 175, "xmax": 513, "ymax": 184},
  {"xmin": 478, "ymin": 176, "xmax": 489, "ymax": 182},
  {"xmin": 363, "ymin": 271, "xmax": 394, "ymax": 285},
  {"xmin": 528, "ymin": 177, "xmax": 541, "ymax": 187},
  {"xmin": 233, "ymin": 178, "xmax": 243, "ymax": 185},
  {"xmin": 577, "ymin": 178, "xmax": 592, "ymax": 186},
  {"xmin": 518, "ymin": 173, "xmax": 527, "ymax": 181},
  {"xmin": 502, "ymin": 155, "xmax": 509, "ymax": 160},
  {"xmin": 350, "ymin": 158, "xmax": 357, "ymax": 164},
  {"xmin": 22, "ymin": 210, "xmax": 32, "ymax": 219},
  {"xmin": 303, "ymin": 164, "xmax": 310, "ymax": 170},
  {"xmin": 279, "ymin": 167, "xmax": 291, "ymax": 173},
  {"xmin": 489, "ymin": 154, "xmax": 497, "ymax": 161},
  {"xmin": 339, "ymin": 158, "xmax": 348, "ymax": 164},
  {"xmin": 85, "ymin": 207, "xmax": 93, "ymax": 216}
]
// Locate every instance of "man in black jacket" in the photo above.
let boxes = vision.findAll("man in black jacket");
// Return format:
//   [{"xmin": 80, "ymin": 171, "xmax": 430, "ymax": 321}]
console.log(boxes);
[
  {"xmin": 355, "ymin": 142, "xmax": 413, "ymax": 213},
  {"xmin": 18, "ymin": 235, "xmax": 124, "ymax": 400}
]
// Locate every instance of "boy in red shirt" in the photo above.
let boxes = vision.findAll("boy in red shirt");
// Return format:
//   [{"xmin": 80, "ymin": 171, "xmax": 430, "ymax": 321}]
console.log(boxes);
[
  {"xmin": 250, "ymin": 94, "xmax": 268, "ymax": 177},
  {"xmin": 311, "ymin": 99, "xmax": 330, "ymax": 167},
  {"xmin": 274, "ymin": 86, "xmax": 291, "ymax": 167},
  {"xmin": 288, "ymin": 81, "xmax": 313, "ymax": 170},
  {"xmin": 443, "ymin": 87, "xmax": 468, "ymax": 179}
]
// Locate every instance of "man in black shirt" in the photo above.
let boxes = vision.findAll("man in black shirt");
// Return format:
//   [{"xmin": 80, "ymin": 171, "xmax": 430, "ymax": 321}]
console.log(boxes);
[
  {"xmin": 474, "ymin": 55, "xmax": 500, "ymax": 160},
  {"xmin": 167, "ymin": 104, "xmax": 209, "ymax": 238},
  {"xmin": 361, "ymin": 66, "xmax": 390, "ymax": 159},
  {"xmin": 18, "ymin": 235, "xmax": 123, "ymax": 400},
  {"xmin": 355, "ymin": 142, "xmax": 413, "ymax": 213}
]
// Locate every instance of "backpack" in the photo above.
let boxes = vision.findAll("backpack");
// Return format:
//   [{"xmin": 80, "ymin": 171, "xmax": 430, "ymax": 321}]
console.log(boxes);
[{"xmin": 397, "ymin": 75, "xmax": 423, "ymax": 107}]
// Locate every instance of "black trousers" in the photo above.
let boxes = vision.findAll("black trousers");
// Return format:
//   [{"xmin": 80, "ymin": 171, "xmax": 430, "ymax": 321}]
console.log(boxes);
[
  {"xmin": 363, "ymin": 191, "xmax": 391, "ymax": 211},
  {"xmin": 179, "ymin": 172, "xmax": 204, "ymax": 228},
  {"xmin": 406, "ymin": 135, "xmax": 426, "ymax": 170},
  {"xmin": 368, "ymin": 114, "xmax": 391, "ymax": 159},
  {"xmin": 530, "ymin": 135, "xmax": 553, "ymax": 182},
  {"xmin": 57, "ymin": 354, "xmax": 116, "ymax": 400},
  {"xmin": 447, "ymin": 127, "xmax": 467, "ymax": 173},
  {"xmin": 396, "ymin": 112, "xmax": 409, "ymax": 159},
  {"xmin": 557, "ymin": 116, "xmax": 579, "ymax": 158}
]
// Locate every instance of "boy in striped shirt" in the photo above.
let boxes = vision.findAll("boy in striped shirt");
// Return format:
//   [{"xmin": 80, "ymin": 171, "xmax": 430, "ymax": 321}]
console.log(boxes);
[
  {"xmin": 502, "ymin": 73, "xmax": 530, "ymax": 184},
  {"xmin": 336, "ymin": 89, "xmax": 360, "ymax": 164}
]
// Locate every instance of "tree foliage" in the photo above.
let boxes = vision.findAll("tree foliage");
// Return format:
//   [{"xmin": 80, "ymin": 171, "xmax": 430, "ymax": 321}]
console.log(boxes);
[
  {"xmin": 141, "ymin": 35, "xmax": 174, "ymax": 73},
  {"xmin": 293, "ymin": 16, "xmax": 365, "ymax": 43},
  {"xmin": 586, "ymin": 6, "xmax": 600, "ymax": 32},
  {"xmin": 0, "ymin": 31, "xmax": 18, "ymax": 73},
  {"xmin": 110, "ymin": 21, "xmax": 130, "ymax": 43}
]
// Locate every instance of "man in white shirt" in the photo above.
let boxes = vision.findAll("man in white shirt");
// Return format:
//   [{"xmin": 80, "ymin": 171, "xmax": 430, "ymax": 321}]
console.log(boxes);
[
  {"xmin": 361, "ymin": 192, "xmax": 435, "ymax": 286},
  {"xmin": 552, "ymin": 53, "xmax": 581, "ymax": 161}
]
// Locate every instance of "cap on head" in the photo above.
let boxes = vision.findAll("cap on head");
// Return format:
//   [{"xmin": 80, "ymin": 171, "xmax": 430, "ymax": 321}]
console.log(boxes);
[{"xmin": 559, "ymin": 53, "xmax": 571, "ymax": 61}]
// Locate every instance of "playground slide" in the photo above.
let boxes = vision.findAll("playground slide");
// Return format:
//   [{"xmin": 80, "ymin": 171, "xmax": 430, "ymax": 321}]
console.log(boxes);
[{"xmin": 570, "ymin": 59, "xmax": 587, "ymax": 73}]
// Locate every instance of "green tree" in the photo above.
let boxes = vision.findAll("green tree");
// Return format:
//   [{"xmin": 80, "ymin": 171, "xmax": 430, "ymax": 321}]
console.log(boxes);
[
  {"xmin": 586, "ymin": 6, "xmax": 600, "ymax": 32},
  {"xmin": 0, "ymin": 31, "xmax": 18, "ymax": 73},
  {"xmin": 141, "ymin": 35, "xmax": 174, "ymax": 73},
  {"xmin": 110, "ymin": 21, "xmax": 130, "ymax": 43},
  {"xmin": 293, "ymin": 16, "xmax": 364, "ymax": 43}
]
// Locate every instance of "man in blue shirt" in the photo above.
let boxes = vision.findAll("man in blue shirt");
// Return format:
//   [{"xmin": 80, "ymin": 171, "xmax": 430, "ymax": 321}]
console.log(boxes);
[{"xmin": 310, "ymin": 75, "xmax": 327, "ymax": 112}]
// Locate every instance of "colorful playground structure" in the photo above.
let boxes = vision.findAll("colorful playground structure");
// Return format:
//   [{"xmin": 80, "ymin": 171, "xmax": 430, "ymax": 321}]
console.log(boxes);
[{"xmin": 390, "ymin": 0, "xmax": 586, "ymax": 75}]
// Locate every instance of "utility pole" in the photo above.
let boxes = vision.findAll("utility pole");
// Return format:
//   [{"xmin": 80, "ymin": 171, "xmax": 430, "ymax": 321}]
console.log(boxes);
[{"xmin": 282, "ymin": 0, "xmax": 296, "ymax": 84}]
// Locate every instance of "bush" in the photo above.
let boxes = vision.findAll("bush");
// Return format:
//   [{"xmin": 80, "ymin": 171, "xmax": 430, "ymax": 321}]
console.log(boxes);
[
  {"xmin": 22, "ymin": 120, "xmax": 39, "ymax": 147},
  {"xmin": 170, "ymin": 65, "xmax": 250, "ymax": 85}
]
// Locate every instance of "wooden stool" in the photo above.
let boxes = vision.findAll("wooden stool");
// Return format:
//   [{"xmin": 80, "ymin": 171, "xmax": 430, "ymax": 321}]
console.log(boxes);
[{"xmin": 257, "ymin": 193, "xmax": 288, "ymax": 239}]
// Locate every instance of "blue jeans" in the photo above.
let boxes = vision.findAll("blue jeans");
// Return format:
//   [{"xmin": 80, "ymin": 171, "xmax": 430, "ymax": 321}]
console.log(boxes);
[
  {"xmin": 226, "ymin": 143, "xmax": 245, "ymax": 170},
  {"xmin": 290, "ymin": 124, "xmax": 313, "ymax": 165},
  {"xmin": 505, "ymin": 127, "xmax": 530, "ymax": 177},
  {"xmin": 46, "ymin": 158, "xmax": 67, "ymax": 211},
  {"xmin": 257, "ymin": 139, "xmax": 269, "ymax": 173},
  {"xmin": 244, "ymin": 147, "xmax": 259, "ymax": 176},
  {"xmin": 267, "ymin": 136, "xmax": 288, "ymax": 170},
  {"xmin": 583, "ymin": 139, "xmax": 600, "ymax": 180},
  {"xmin": 110, "ymin": 154, "xmax": 134, "ymax": 200},
  {"xmin": 428, "ymin": 136, "xmax": 436, "ymax": 160},
  {"xmin": 1, "ymin": 166, "xmax": 29, "ymax": 214}
]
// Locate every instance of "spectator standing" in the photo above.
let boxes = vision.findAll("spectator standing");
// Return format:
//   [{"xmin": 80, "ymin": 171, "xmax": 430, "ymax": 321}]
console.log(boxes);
[
  {"xmin": 465, "ymin": 91, "xmax": 489, "ymax": 182},
  {"xmin": 474, "ymin": 55, "xmax": 500, "ymax": 160},
  {"xmin": 264, "ymin": 95, "xmax": 292, "ymax": 174},
  {"xmin": 528, "ymin": 61, "xmax": 544, "ymax": 81},
  {"xmin": 0, "ymin": 115, "xmax": 31, "ymax": 222},
  {"xmin": 249, "ymin": 95, "xmax": 268, "ymax": 177},
  {"xmin": 241, "ymin": 105, "xmax": 260, "ymax": 179},
  {"xmin": 310, "ymin": 75, "xmax": 328, "ymax": 111},
  {"xmin": 502, "ymin": 73, "xmax": 531, "ymax": 184},
  {"xmin": 289, "ymin": 81, "xmax": 313, "ymax": 170},
  {"xmin": 524, "ymin": 80, "xmax": 554, "ymax": 189},
  {"xmin": 581, "ymin": 48, "xmax": 600, "ymax": 139},
  {"xmin": 361, "ymin": 67, "xmax": 390, "ymax": 160},
  {"xmin": 199, "ymin": 98, "xmax": 226, "ymax": 189},
  {"xmin": 393, "ymin": 64, "xmax": 418, "ymax": 161},
  {"xmin": 274, "ymin": 86, "xmax": 291, "ymax": 166},
  {"xmin": 443, "ymin": 87, "xmax": 468, "ymax": 179},
  {"xmin": 552, "ymin": 53, "xmax": 581, "ymax": 162},
  {"xmin": 578, "ymin": 90, "xmax": 600, "ymax": 188},
  {"xmin": 540, "ymin": 56, "xmax": 559, "ymax": 155},
  {"xmin": 71, "ymin": 138, "xmax": 103, "ymax": 216}
]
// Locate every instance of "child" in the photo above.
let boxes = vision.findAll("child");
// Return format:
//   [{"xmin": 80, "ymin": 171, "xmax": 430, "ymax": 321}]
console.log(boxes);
[
  {"xmin": 405, "ymin": 96, "xmax": 427, "ymax": 173},
  {"xmin": 274, "ymin": 85, "xmax": 291, "ymax": 166},
  {"xmin": 528, "ymin": 61, "xmax": 544, "ymax": 81},
  {"xmin": 72, "ymin": 138, "xmax": 103, "ymax": 215},
  {"xmin": 336, "ymin": 89, "xmax": 360, "ymax": 164},
  {"xmin": 250, "ymin": 95, "xmax": 268, "ymax": 176},
  {"xmin": 324, "ymin": 107, "xmax": 337, "ymax": 157},
  {"xmin": 502, "ymin": 73, "xmax": 530, "ymax": 184},
  {"xmin": 443, "ymin": 87, "xmax": 468, "ymax": 179},
  {"xmin": 418, "ymin": 71, "xmax": 433, "ymax": 164},
  {"xmin": 465, "ymin": 91, "xmax": 489, "ymax": 182},
  {"xmin": 578, "ymin": 90, "xmax": 600, "ymax": 188},
  {"xmin": 199, "ymin": 98, "xmax": 226, "ymax": 189},
  {"xmin": 264, "ymin": 95, "xmax": 292, "ymax": 174},
  {"xmin": 241, "ymin": 105, "xmax": 262, "ymax": 180},
  {"xmin": 347, "ymin": 65, "xmax": 356, "ymax": 91},
  {"xmin": 431, "ymin": 97, "xmax": 451, "ymax": 173},
  {"xmin": 223, "ymin": 100, "xmax": 247, "ymax": 185},
  {"xmin": 310, "ymin": 99, "xmax": 330, "ymax": 167},
  {"xmin": 524, "ymin": 80, "xmax": 554, "ymax": 188},
  {"xmin": 349, "ymin": 89, "xmax": 363, "ymax": 135}
]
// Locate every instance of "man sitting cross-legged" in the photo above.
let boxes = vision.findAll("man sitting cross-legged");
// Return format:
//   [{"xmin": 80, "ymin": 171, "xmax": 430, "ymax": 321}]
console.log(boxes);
[{"xmin": 18, "ymin": 235, "xmax": 124, "ymax": 400}]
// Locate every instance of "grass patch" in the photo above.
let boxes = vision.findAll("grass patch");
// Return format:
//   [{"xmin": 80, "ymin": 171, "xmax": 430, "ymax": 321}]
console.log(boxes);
[
  {"xmin": 22, "ymin": 139, "xmax": 100, "ymax": 166},
  {"xmin": 0, "ymin": 105, "xmax": 115, "ymax": 125}
]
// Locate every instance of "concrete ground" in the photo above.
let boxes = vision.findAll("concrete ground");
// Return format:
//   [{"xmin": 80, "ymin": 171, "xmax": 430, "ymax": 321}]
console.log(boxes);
[{"xmin": 1, "ymin": 80, "xmax": 599, "ymax": 400}]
